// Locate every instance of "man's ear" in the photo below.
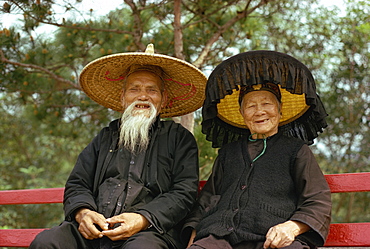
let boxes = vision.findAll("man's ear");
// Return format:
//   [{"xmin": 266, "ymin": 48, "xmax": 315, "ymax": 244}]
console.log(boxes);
[
  {"xmin": 161, "ymin": 90, "xmax": 168, "ymax": 109},
  {"xmin": 120, "ymin": 90, "xmax": 125, "ymax": 108}
]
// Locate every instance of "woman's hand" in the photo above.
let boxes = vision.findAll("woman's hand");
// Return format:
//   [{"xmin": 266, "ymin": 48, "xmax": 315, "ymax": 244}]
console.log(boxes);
[{"xmin": 263, "ymin": 220, "xmax": 309, "ymax": 248}]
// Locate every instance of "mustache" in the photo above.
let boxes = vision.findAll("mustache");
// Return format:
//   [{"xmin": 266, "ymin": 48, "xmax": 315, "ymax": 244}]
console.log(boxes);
[{"xmin": 130, "ymin": 101, "xmax": 154, "ymax": 116}]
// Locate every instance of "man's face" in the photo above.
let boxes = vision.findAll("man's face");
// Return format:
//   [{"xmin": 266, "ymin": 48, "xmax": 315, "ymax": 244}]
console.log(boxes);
[
  {"xmin": 121, "ymin": 70, "xmax": 167, "ymax": 116},
  {"xmin": 240, "ymin": 90, "xmax": 281, "ymax": 138}
]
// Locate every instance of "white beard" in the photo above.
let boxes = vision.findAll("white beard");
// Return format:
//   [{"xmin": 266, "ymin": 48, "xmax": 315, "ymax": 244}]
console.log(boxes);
[{"xmin": 119, "ymin": 101, "xmax": 157, "ymax": 154}]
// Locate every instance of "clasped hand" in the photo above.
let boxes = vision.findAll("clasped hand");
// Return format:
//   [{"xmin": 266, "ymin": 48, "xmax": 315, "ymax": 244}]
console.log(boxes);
[{"xmin": 75, "ymin": 208, "xmax": 149, "ymax": 241}]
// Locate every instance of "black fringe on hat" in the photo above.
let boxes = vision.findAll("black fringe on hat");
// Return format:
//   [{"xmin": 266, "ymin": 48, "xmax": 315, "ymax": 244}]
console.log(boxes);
[{"xmin": 202, "ymin": 50, "xmax": 328, "ymax": 148}]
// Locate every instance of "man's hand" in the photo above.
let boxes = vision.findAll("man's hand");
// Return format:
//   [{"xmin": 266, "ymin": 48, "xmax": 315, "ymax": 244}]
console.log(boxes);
[
  {"xmin": 75, "ymin": 208, "xmax": 108, "ymax": 240},
  {"xmin": 263, "ymin": 220, "xmax": 310, "ymax": 248},
  {"xmin": 102, "ymin": 213, "xmax": 150, "ymax": 241}
]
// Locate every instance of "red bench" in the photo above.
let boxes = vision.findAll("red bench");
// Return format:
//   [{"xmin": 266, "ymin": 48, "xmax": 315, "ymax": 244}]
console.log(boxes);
[{"xmin": 1, "ymin": 173, "xmax": 370, "ymax": 247}]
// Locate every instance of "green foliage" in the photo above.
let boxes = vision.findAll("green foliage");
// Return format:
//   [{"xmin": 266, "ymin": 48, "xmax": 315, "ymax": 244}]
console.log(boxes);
[
  {"xmin": 331, "ymin": 192, "xmax": 370, "ymax": 223},
  {"xmin": 314, "ymin": 1, "xmax": 369, "ymax": 173},
  {"xmin": 194, "ymin": 113, "xmax": 218, "ymax": 180},
  {"xmin": 314, "ymin": 1, "xmax": 370, "ymax": 221}
]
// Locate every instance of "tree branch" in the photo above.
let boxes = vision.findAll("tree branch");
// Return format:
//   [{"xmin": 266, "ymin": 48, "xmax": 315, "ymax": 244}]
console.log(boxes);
[
  {"xmin": 1, "ymin": 50, "xmax": 80, "ymax": 90},
  {"xmin": 41, "ymin": 20, "xmax": 136, "ymax": 35},
  {"xmin": 173, "ymin": 0, "xmax": 184, "ymax": 60},
  {"xmin": 193, "ymin": 0, "xmax": 274, "ymax": 67},
  {"xmin": 9, "ymin": 0, "xmax": 136, "ymax": 35},
  {"xmin": 124, "ymin": 0, "xmax": 146, "ymax": 51}
]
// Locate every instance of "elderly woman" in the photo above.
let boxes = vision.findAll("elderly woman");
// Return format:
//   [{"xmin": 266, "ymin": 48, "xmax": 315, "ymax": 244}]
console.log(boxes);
[{"xmin": 183, "ymin": 51, "xmax": 331, "ymax": 249}]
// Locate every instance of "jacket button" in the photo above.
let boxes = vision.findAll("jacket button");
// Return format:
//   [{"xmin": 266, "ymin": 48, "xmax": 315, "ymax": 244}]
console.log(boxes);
[
  {"xmin": 241, "ymin": 185, "xmax": 246, "ymax": 190},
  {"xmin": 233, "ymin": 208, "xmax": 239, "ymax": 213},
  {"xmin": 227, "ymin": 227, "xmax": 234, "ymax": 232}
]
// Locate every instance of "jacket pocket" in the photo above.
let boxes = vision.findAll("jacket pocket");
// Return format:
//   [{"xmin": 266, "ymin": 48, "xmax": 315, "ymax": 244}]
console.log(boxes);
[{"xmin": 124, "ymin": 180, "xmax": 154, "ymax": 211}]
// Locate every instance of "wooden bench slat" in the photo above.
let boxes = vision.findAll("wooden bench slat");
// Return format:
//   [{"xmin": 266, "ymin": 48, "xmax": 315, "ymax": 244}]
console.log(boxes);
[
  {"xmin": 324, "ymin": 172, "xmax": 370, "ymax": 193},
  {"xmin": 1, "ymin": 173, "xmax": 370, "ymax": 247},
  {"xmin": 324, "ymin": 223, "xmax": 370, "ymax": 247},
  {"xmin": 0, "ymin": 188, "xmax": 64, "ymax": 205},
  {"xmin": 1, "ymin": 172, "xmax": 369, "ymax": 205},
  {"xmin": 2, "ymin": 223, "xmax": 370, "ymax": 247},
  {"xmin": 0, "ymin": 229, "xmax": 46, "ymax": 247}
]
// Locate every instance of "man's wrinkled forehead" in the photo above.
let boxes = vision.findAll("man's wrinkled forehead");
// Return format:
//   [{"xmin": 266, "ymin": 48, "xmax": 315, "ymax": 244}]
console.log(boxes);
[
  {"xmin": 124, "ymin": 65, "xmax": 166, "ymax": 91},
  {"xmin": 126, "ymin": 65, "xmax": 166, "ymax": 79}
]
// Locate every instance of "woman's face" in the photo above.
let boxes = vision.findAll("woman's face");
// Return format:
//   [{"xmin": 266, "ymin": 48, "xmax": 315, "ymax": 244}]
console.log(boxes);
[{"xmin": 240, "ymin": 90, "xmax": 281, "ymax": 138}]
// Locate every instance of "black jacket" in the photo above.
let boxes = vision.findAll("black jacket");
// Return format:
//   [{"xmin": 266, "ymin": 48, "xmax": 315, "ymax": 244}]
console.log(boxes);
[
  {"xmin": 185, "ymin": 132, "xmax": 331, "ymax": 247},
  {"xmin": 63, "ymin": 118, "xmax": 199, "ymax": 246}
]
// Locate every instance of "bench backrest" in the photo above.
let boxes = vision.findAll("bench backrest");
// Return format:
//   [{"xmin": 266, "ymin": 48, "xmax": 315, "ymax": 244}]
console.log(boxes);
[{"xmin": 1, "ymin": 172, "xmax": 370, "ymax": 247}]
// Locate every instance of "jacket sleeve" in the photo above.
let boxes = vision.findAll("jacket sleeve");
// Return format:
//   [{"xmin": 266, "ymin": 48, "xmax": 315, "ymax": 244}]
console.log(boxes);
[
  {"xmin": 290, "ymin": 144, "xmax": 332, "ymax": 246},
  {"xmin": 136, "ymin": 124, "xmax": 199, "ymax": 234},
  {"xmin": 63, "ymin": 127, "xmax": 107, "ymax": 221}
]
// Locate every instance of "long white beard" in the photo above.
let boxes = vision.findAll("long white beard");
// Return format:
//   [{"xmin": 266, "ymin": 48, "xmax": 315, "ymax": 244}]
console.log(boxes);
[{"xmin": 119, "ymin": 101, "xmax": 157, "ymax": 154}]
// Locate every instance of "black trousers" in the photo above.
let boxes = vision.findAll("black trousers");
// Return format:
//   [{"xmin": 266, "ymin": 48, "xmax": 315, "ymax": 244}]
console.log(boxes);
[{"xmin": 29, "ymin": 221, "xmax": 173, "ymax": 249}]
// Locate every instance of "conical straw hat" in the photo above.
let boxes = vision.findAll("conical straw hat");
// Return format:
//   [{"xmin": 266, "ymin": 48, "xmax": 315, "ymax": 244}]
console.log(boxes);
[{"xmin": 79, "ymin": 44, "xmax": 207, "ymax": 118}]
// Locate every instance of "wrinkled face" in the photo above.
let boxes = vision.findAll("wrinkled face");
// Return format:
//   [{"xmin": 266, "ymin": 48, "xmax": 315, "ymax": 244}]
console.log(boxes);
[
  {"xmin": 121, "ymin": 70, "xmax": 167, "ymax": 116},
  {"xmin": 240, "ymin": 90, "xmax": 281, "ymax": 138}
]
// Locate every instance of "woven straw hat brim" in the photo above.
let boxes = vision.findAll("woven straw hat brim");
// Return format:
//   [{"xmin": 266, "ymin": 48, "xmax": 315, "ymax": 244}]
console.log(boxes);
[{"xmin": 79, "ymin": 52, "xmax": 207, "ymax": 118}]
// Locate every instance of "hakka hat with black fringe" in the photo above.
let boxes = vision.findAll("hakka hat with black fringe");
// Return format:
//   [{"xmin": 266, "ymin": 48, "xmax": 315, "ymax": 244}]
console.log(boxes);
[
  {"xmin": 202, "ymin": 50, "xmax": 328, "ymax": 148},
  {"xmin": 79, "ymin": 44, "xmax": 207, "ymax": 118}
]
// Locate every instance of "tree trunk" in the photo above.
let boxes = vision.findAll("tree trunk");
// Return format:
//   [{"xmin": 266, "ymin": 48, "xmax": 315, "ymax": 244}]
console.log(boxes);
[{"xmin": 173, "ymin": 0, "xmax": 195, "ymax": 133}]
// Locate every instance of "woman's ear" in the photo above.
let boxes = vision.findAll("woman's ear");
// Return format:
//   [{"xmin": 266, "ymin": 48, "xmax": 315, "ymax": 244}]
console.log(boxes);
[
  {"xmin": 279, "ymin": 102, "xmax": 283, "ymax": 116},
  {"xmin": 239, "ymin": 107, "xmax": 243, "ymax": 116}
]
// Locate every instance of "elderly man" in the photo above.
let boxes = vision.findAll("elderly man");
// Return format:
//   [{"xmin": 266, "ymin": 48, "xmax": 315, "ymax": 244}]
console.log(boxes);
[
  {"xmin": 30, "ymin": 44, "xmax": 207, "ymax": 249},
  {"xmin": 184, "ymin": 51, "xmax": 331, "ymax": 249}
]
